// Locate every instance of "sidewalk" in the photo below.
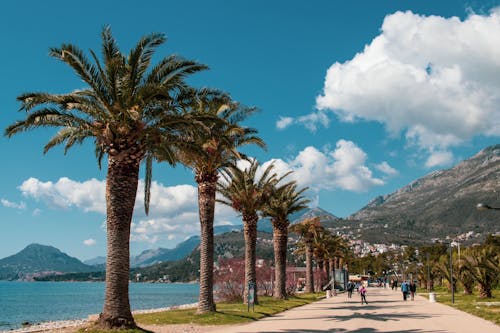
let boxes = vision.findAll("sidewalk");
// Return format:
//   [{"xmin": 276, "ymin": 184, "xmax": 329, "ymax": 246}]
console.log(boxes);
[{"xmin": 212, "ymin": 287, "xmax": 500, "ymax": 333}]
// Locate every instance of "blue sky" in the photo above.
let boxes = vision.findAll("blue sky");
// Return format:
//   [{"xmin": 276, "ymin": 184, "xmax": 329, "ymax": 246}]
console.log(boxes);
[{"xmin": 1, "ymin": 0, "xmax": 499, "ymax": 260}]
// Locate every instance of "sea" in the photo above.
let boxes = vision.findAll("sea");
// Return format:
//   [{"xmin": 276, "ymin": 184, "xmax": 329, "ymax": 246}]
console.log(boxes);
[{"xmin": 0, "ymin": 281, "xmax": 199, "ymax": 330}]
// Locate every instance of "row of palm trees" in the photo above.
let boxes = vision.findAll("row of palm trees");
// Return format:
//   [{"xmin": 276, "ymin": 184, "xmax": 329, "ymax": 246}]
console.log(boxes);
[
  {"xmin": 290, "ymin": 217, "xmax": 349, "ymax": 293},
  {"xmin": 5, "ymin": 28, "xmax": 310, "ymax": 329},
  {"xmin": 430, "ymin": 240, "xmax": 499, "ymax": 298},
  {"xmin": 388, "ymin": 239, "xmax": 499, "ymax": 299},
  {"xmin": 217, "ymin": 160, "xmax": 309, "ymax": 303}
]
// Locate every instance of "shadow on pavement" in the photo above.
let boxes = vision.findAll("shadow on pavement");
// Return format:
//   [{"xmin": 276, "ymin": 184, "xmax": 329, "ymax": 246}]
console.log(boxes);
[
  {"xmin": 327, "ymin": 311, "xmax": 432, "ymax": 323},
  {"xmin": 244, "ymin": 328, "xmax": 447, "ymax": 333}
]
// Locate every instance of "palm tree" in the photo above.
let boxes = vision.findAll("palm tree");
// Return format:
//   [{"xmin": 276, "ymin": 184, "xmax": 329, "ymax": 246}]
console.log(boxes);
[
  {"xmin": 435, "ymin": 254, "xmax": 457, "ymax": 292},
  {"xmin": 177, "ymin": 89, "xmax": 265, "ymax": 313},
  {"xmin": 462, "ymin": 245, "xmax": 499, "ymax": 298},
  {"xmin": 5, "ymin": 27, "xmax": 207, "ymax": 329},
  {"xmin": 217, "ymin": 160, "xmax": 276, "ymax": 304},
  {"xmin": 262, "ymin": 180, "xmax": 309, "ymax": 299},
  {"xmin": 290, "ymin": 217, "xmax": 323, "ymax": 293}
]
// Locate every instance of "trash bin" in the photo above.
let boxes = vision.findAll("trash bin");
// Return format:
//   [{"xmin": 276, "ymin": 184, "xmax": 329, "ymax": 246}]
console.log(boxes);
[
  {"xmin": 326, "ymin": 290, "xmax": 331, "ymax": 298},
  {"xmin": 429, "ymin": 292, "xmax": 436, "ymax": 303}
]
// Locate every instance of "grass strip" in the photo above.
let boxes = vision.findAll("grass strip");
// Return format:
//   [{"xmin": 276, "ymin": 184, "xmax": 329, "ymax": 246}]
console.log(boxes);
[
  {"xmin": 418, "ymin": 287, "xmax": 500, "ymax": 325},
  {"xmin": 79, "ymin": 293, "xmax": 322, "ymax": 332}
]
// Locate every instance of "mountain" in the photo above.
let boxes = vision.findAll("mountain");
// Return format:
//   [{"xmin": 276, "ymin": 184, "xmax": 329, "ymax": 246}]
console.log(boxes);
[
  {"xmin": 131, "ymin": 235, "xmax": 201, "ymax": 267},
  {"xmin": 130, "ymin": 224, "xmax": 242, "ymax": 267},
  {"xmin": 83, "ymin": 256, "xmax": 106, "ymax": 266},
  {"xmin": 0, "ymin": 244, "xmax": 96, "ymax": 280},
  {"xmin": 347, "ymin": 144, "xmax": 500, "ymax": 244},
  {"xmin": 131, "ymin": 230, "xmax": 275, "ymax": 282}
]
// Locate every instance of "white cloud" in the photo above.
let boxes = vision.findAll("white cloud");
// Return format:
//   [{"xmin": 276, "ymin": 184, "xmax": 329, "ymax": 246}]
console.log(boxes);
[
  {"xmin": 375, "ymin": 161, "xmax": 399, "ymax": 177},
  {"xmin": 316, "ymin": 9, "xmax": 500, "ymax": 161},
  {"xmin": 297, "ymin": 111, "xmax": 330, "ymax": 132},
  {"xmin": 18, "ymin": 177, "xmax": 239, "ymax": 246},
  {"xmin": 276, "ymin": 116, "xmax": 294, "ymax": 130},
  {"xmin": 83, "ymin": 238, "xmax": 96, "ymax": 246},
  {"xmin": 1, "ymin": 199, "xmax": 26, "ymax": 210},
  {"xmin": 425, "ymin": 150, "xmax": 454, "ymax": 168},
  {"xmin": 32, "ymin": 208, "xmax": 42, "ymax": 217},
  {"xmin": 19, "ymin": 177, "xmax": 105, "ymax": 213},
  {"xmin": 275, "ymin": 112, "xmax": 330, "ymax": 133},
  {"xmin": 261, "ymin": 140, "xmax": 384, "ymax": 193}
]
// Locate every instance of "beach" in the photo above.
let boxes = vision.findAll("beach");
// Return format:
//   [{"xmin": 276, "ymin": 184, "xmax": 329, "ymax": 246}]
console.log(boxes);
[{"xmin": 1, "ymin": 303, "xmax": 209, "ymax": 333}]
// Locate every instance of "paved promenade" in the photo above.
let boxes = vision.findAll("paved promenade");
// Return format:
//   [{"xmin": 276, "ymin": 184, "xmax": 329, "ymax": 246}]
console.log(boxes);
[{"xmin": 213, "ymin": 287, "xmax": 500, "ymax": 333}]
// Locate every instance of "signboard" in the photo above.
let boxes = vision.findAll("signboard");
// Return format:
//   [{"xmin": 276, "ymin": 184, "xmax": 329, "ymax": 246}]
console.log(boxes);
[{"xmin": 248, "ymin": 282, "xmax": 255, "ymax": 312}]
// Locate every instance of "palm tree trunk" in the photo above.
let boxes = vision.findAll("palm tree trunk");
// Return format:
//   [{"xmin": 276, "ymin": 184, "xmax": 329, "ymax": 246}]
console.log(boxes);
[
  {"xmin": 325, "ymin": 259, "xmax": 331, "ymax": 283},
  {"xmin": 197, "ymin": 177, "xmax": 217, "ymax": 313},
  {"xmin": 305, "ymin": 241, "xmax": 314, "ymax": 293},
  {"xmin": 98, "ymin": 157, "xmax": 138, "ymax": 329},
  {"xmin": 479, "ymin": 283, "xmax": 492, "ymax": 298},
  {"xmin": 243, "ymin": 213, "xmax": 259, "ymax": 305},
  {"xmin": 273, "ymin": 223, "xmax": 288, "ymax": 299},
  {"xmin": 318, "ymin": 259, "xmax": 325, "ymax": 291}
]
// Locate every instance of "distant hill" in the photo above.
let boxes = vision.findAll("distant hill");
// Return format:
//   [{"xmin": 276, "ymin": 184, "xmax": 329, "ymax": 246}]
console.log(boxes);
[
  {"xmin": 130, "ymin": 224, "xmax": 242, "ymax": 267},
  {"xmin": 0, "ymin": 244, "xmax": 96, "ymax": 280},
  {"xmin": 131, "ymin": 235, "xmax": 201, "ymax": 267},
  {"xmin": 83, "ymin": 256, "xmax": 106, "ymax": 266},
  {"xmin": 346, "ymin": 144, "xmax": 500, "ymax": 244},
  {"xmin": 131, "ymin": 230, "xmax": 275, "ymax": 282}
]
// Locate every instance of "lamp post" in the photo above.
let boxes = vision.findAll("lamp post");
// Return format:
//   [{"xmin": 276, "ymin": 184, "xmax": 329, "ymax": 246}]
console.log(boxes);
[
  {"xmin": 449, "ymin": 241, "xmax": 454, "ymax": 304},
  {"xmin": 426, "ymin": 252, "xmax": 431, "ymax": 292},
  {"xmin": 476, "ymin": 203, "xmax": 500, "ymax": 211}
]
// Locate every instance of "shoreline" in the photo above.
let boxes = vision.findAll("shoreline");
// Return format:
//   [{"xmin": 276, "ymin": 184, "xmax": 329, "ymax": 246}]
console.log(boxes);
[{"xmin": 1, "ymin": 302, "xmax": 199, "ymax": 333}]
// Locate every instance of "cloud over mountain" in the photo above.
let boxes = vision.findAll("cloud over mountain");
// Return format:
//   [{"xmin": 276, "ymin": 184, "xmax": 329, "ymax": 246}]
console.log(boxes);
[
  {"xmin": 261, "ymin": 140, "xmax": 387, "ymax": 193},
  {"xmin": 315, "ymin": 9, "xmax": 500, "ymax": 166},
  {"xmin": 17, "ymin": 177, "xmax": 238, "ymax": 245}
]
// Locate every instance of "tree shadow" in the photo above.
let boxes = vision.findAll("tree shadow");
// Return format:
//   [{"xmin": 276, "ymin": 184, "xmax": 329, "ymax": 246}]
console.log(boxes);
[
  {"xmin": 249, "ymin": 328, "xmax": 447, "ymax": 333},
  {"xmin": 326, "ymin": 311, "xmax": 432, "ymax": 323},
  {"xmin": 248, "ymin": 309, "xmax": 432, "ymax": 325},
  {"xmin": 135, "ymin": 327, "xmax": 155, "ymax": 333}
]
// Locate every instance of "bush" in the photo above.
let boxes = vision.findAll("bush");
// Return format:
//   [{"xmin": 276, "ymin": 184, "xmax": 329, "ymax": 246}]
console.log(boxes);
[{"xmin": 214, "ymin": 258, "xmax": 245, "ymax": 302}]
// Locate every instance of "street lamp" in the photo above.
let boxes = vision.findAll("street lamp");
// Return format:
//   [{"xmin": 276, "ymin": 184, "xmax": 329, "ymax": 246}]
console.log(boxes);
[
  {"xmin": 476, "ymin": 203, "xmax": 500, "ymax": 211},
  {"xmin": 449, "ymin": 241, "xmax": 454, "ymax": 304}
]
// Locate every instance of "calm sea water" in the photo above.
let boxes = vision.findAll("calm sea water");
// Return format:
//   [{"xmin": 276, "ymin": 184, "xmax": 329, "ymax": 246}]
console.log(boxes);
[{"xmin": 0, "ymin": 281, "xmax": 199, "ymax": 330}]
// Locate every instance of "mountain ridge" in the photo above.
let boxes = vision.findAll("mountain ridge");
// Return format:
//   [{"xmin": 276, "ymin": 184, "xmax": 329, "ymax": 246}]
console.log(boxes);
[
  {"xmin": 347, "ymin": 144, "xmax": 500, "ymax": 244},
  {"xmin": 0, "ymin": 243, "xmax": 96, "ymax": 280}
]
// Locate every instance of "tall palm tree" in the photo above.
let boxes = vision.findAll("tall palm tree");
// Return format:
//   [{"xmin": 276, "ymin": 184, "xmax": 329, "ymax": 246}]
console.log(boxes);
[
  {"xmin": 177, "ymin": 89, "xmax": 265, "ymax": 313},
  {"xmin": 5, "ymin": 27, "xmax": 207, "ymax": 328},
  {"xmin": 290, "ymin": 217, "xmax": 323, "ymax": 293},
  {"xmin": 262, "ymin": 180, "xmax": 309, "ymax": 299},
  {"xmin": 217, "ymin": 160, "xmax": 276, "ymax": 304}
]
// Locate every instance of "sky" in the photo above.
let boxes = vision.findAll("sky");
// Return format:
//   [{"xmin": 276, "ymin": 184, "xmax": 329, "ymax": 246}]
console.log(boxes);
[{"xmin": 1, "ymin": 0, "xmax": 500, "ymax": 261}]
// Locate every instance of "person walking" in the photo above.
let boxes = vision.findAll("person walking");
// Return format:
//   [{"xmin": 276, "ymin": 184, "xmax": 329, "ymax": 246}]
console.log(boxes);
[
  {"xmin": 347, "ymin": 281, "xmax": 354, "ymax": 298},
  {"xmin": 392, "ymin": 279, "xmax": 398, "ymax": 291},
  {"xmin": 360, "ymin": 285, "xmax": 368, "ymax": 305},
  {"xmin": 409, "ymin": 281, "xmax": 417, "ymax": 301},
  {"xmin": 401, "ymin": 280, "xmax": 409, "ymax": 301}
]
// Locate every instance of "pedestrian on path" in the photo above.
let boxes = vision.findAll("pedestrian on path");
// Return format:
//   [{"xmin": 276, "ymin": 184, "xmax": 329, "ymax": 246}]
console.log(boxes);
[
  {"xmin": 346, "ymin": 281, "xmax": 354, "ymax": 298},
  {"xmin": 409, "ymin": 281, "xmax": 416, "ymax": 300},
  {"xmin": 360, "ymin": 285, "xmax": 368, "ymax": 304},
  {"xmin": 401, "ymin": 280, "xmax": 409, "ymax": 301}
]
